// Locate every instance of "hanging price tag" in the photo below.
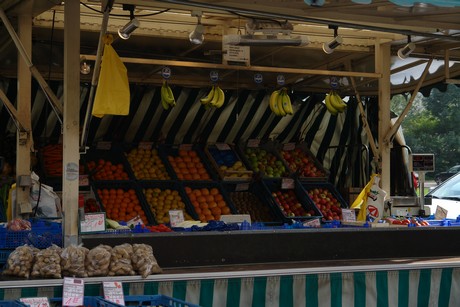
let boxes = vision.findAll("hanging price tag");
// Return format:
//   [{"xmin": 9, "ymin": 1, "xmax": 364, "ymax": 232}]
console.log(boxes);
[
  {"xmin": 103, "ymin": 281, "xmax": 125, "ymax": 306},
  {"xmin": 20, "ymin": 297, "xmax": 50, "ymax": 307},
  {"xmin": 281, "ymin": 178, "xmax": 295, "ymax": 189},
  {"xmin": 62, "ymin": 277, "xmax": 84, "ymax": 307},
  {"xmin": 283, "ymin": 143, "xmax": 296, "ymax": 151},
  {"xmin": 215, "ymin": 143, "xmax": 231, "ymax": 150}
]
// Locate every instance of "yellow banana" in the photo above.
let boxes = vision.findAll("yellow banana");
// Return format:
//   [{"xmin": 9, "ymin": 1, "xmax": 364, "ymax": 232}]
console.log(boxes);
[
  {"xmin": 277, "ymin": 90, "xmax": 287, "ymax": 116},
  {"xmin": 165, "ymin": 82, "xmax": 176, "ymax": 106},
  {"xmin": 330, "ymin": 91, "xmax": 347, "ymax": 112},
  {"xmin": 281, "ymin": 88, "xmax": 293, "ymax": 115},
  {"xmin": 161, "ymin": 97, "xmax": 170, "ymax": 110},
  {"xmin": 209, "ymin": 85, "xmax": 221, "ymax": 107},
  {"xmin": 200, "ymin": 86, "xmax": 215, "ymax": 105},
  {"xmin": 325, "ymin": 93, "xmax": 339, "ymax": 115},
  {"xmin": 161, "ymin": 81, "xmax": 175, "ymax": 106},
  {"xmin": 269, "ymin": 90, "xmax": 280, "ymax": 114},
  {"xmin": 213, "ymin": 86, "xmax": 225, "ymax": 108}
]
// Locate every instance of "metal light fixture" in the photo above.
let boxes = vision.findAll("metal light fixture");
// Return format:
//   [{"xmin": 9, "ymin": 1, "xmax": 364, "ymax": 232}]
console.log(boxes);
[
  {"xmin": 322, "ymin": 25, "xmax": 343, "ymax": 54},
  {"xmin": 118, "ymin": 4, "xmax": 140, "ymax": 40},
  {"xmin": 80, "ymin": 57, "xmax": 91, "ymax": 75},
  {"xmin": 189, "ymin": 11, "xmax": 204, "ymax": 45},
  {"xmin": 397, "ymin": 36, "xmax": 416, "ymax": 59}
]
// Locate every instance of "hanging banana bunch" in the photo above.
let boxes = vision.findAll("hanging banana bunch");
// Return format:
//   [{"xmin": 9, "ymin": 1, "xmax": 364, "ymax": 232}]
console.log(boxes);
[
  {"xmin": 325, "ymin": 90, "xmax": 347, "ymax": 115},
  {"xmin": 200, "ymin": 85, "xmax": 225, "ymax": 108},
  {"xmin": 160, "ymin": 80, "xmax": 176, "ymax": 110},
  {"xmin": 269, "ymin": 87, "xmax": 294, "ymax": 116}
]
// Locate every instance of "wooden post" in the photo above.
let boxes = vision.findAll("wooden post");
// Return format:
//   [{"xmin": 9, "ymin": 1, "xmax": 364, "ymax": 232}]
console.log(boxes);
[
  {"xmin": 375, "ymin": 40, "xmax": 391, "ymax": 195},
  {"xmin": 15, "ymin": 13, "xmax": 33, "ymax": 217},
  {"xmin": 62, "ymin": 0, "xmax": 81, "ymax": 246}
]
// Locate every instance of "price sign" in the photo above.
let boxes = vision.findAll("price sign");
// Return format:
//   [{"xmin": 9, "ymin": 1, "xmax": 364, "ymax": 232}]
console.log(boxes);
[
  {"xmin": 235, "ymin": 183, "xmax": 250, "ymax": 192},
  {"xmin": 215, "ymin": 143, "xmax": 231, "ymax": 150},
  {"xmin": 80, "ymin": 213, "xmax": 106, "ymax": 233},
  {"xmin": 179, "ymin": 144, "xmax": 193, "ymax": 151},
  {"xmin": 283, "ymin": 143, "xmax": 296, "ymax": 151},
  {"xmin": 79, "ymin": 175, "xmax": 89, "ymax": 187},
  {"xmin": 330, "ymin": 76, "xmax": 339, "ymax": 89},
  {"xmin": 96, "ymin": 141, "xmax": 112, "ymax": 150},
  {"xmin": 127, "ymin": 215, "xmax": 144, "ymax": 228},
  {"xmin": 210, "ymin": 70, "xmax": 219, "ymax": 82},
  {"xmin": 161, "ymin": 66, "xmax": 172, "ymax": 79},
  {"xmin": 277, "ymin": 74, "xmax": 285, "ymax": 86},
  {"xmin": 247, "ymin": 139, "xmax": 260, "ymax": 148},
  {"xmin": 254, "ymin": 73, "xmax": 263, "ymax": 84},
  {"xmin": 281, "ymin": 178, "xmax": 295, "ymax": 189},
  {"xmin": 303, "ymin": 218, "xmax": 321, "ymax": 228},
  {"xmin": 435, "ymin": 205, "xmax": 447, "ymax": 220},
  {"xmin": 63, "ymin": 277, "xmax": 84, "ymax": 307},
  {"xmin": 169, "ymin": 210, "xmax": 185, "ymax": 227},
  {"xmin": 341, "ymin": 209, "xmax": 356, "ymax": 222},
  {"xmin": 412, "ymin": 154, "xmax": 435, "ymax": 172},
  {"xmin": 103, "ymin": 282, "xmax": 125, "ymax": 306},
  {"xmin": 138, "ymin": 142, "xmax": 153, "ymax": 150},
  {"xmin": 20, "ymin": 297, "xmax": 50, "ymax": 307}
]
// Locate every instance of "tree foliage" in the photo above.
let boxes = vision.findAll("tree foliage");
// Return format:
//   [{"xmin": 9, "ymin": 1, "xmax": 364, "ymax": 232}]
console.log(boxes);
[{"xmin": 391, "ymin": 84, "xmax": 460, "ymax": 177}]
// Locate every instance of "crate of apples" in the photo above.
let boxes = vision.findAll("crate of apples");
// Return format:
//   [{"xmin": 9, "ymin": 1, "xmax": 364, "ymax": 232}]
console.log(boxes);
[
  {"xmin": 125, "ymin": 147, "xmax": 171, "ymax": 180},
  {"xmin": 303, "ymin": 183, "xmax": 347, "ymax": 222},
  {"xmin": 280, "ymin": 143, "xmax": 328, "ymax": 181},
  {"xmin": 242, "ymin": 146, "xmax": 288, "ymax": 178},
  {"xmin": 184, "ymin": 185, "xmax": 234, "ymax": 222},
  {"xmin": 163, "ymin": 145, "xmax": 213, "ymax": 181}
]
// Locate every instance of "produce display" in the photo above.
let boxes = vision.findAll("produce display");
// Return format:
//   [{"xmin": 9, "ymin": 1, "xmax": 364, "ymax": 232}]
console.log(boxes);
[
  {"xmin": 40, "ymin": 144, "xmax": 85, "ymax": 177},
  {"xmin": 325, "ymin": 90, "xmax": 347, "ymax": 115},
  {"xmin": 281, "ymin": 147, "xmax": 327, "ymax": 179},
  {"xmin": 109, "ymin": 243, "xmax": 136, "ymax": 276},
  {"xmin": 207, "ymin": 146, "xmax": 252, "ymax": 180},
  {"xmin": 126, "ymin": 148, "xmax": 171, "ymax": 180},
  {"xmin": 2, "ymin": 245, "xmax": 37, "ymax": 278},
  {"xmin": 167, "ymin": 149, "xmax": 212, "ymax": 180},
  {"xmin": 243, "ymin": 147, "xmax": 288, "ymax": 178},
  {"xmin": 84, "ymin": 198, "xmax": 100, "ymax": 213},
  {"xmin": 185, "ymin": 186, "xmax": 232, "ymax": 222},
  {"xmin": 85, "ymin": 244, "xmax": 112, "ymax": 277},
  {"xmin": 87, "ymin": 158, "xmax": 130, "ymax": 180},
  {"xmin": 31, "ymin": 245, "xmax": 62, "ymax": 279},
  {"xmin": 60, "ymin": 244, "xmax": 89, "ymax": 278},
  {"xmin": 132, "ymin": 243, "xmax": 162, "ymax": 278},
  {"xmin": 96, "ymin": 187, "xmax": 149, "ymax": 225},
  {"xmin": 160, "ymin": 80, "xmax": 176, "ymax": 110},
  {"xmin": 306, "ymin": 187, "xmax": 343, "ymax": 221},
  {"xmin": 229, "ymin": 191, "xmax": 276, "ymax": 222},
  {"xmin": 269, "ymin": 87, "xmax": 294, "ymax": 117},
  {"xmin": 200, "ymin": 85, "xmax": 226, "ymax": 108},
  {"xmin": 143, "ymin": 187, "xmax": 194, "ymax": 224},
  {"xmin": 271, "ymin": 190, "xmax": 317, "ymax": 218}
]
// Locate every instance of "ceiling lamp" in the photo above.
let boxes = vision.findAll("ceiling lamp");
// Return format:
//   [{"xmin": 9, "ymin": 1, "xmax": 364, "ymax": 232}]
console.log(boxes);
[
  {"xmin": 189, "ymin": 11, "xmax": 204, "ymax": 45},
  {"xmin": 322, "ymin": 26, "xmax": 343, "ymax": 54},
  {"xmin": 80, "ymin": 57, "xmax": 91, "ymax": 75},
  {"xmin": 118, "ymin": 4, "xmax": 140, "ymax": 40},
  {"xmin": 397, "ymin": 36, "xmax": 416, "ymax": 59},
  {"xmin": 223, "ymin": 19, "xmax": 309, "ymax": 47}
]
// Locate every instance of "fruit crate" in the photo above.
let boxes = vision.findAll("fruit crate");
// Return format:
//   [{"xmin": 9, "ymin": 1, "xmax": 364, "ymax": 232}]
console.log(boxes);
[
  {"xmin": 84, "ymin": 145, "xmax": 135, "ymax": 181},
  {"xmin": 0, "ymin": 301, "xmax": 28, "ymax": 307},
  {"xmin": 138, "ymin": 180, "xmax": 199, "ymax": 224},
  {"xmin": 278, "ymin": 142, "xmax": 329, "ymax": 182},
  {"xmin": 28, "ymin": 219, "xmax": 62, "ymax": 248},
  {"xmin": 204, "ymin": 143, "xmax": 253, "ymax": 181},
  {"xmin": 160, "ymin": 144, "xmax": 217, "ymax": 181},
  {"xmin": 97, "ymin": 295, "xmax": 201, "ymax": 307},
  {"xmin": 49, "ymin": 296, "xmax": 111, "ymax": 307},
  {"xmin": 92, "ymin": 181, "xmax": 155, "ymax": 225},
  {"xmin": 122, "ymin": 143, "xmax": 174, "ymax": 181},
  {"xmin": 261, "ymin": 179, "xmax": 322, "ymax": 222},
  {"xmin": 301, "ymin": 182, "xmax": 348, "ymax": 222},
  {"xmin": 238, "ymin": 140, "xmax": 290, "ymax": 179},
  {"xmin": 0, "ymin": 227, "xmax": 30, "ymax": 249},
  {"xmin": 222, "ymin": 181, "xmax": 283, "ymax": 224},
  {"xmin": 182, "ymin": 181, "xmax": 237, "ymax": 223}
]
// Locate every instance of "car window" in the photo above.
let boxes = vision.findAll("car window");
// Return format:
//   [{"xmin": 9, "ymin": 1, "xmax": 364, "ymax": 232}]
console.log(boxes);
[{"xmin": 431, "ymin": 174, "xmax": 460, "ymax": 198}]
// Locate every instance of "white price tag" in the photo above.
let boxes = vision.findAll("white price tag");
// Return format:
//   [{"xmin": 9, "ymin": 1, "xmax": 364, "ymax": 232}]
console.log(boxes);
[
  {"xmin": 79, "ymin": 175, "xmax": 89, "ymax": 187},
  {"xmin": 169, "ymin": 210, "xmax": 185, "ymax": 227},
  {"xmin": 303, "ymin": 219, "xmax": 321, "ymax": 228},
  {"xmin": 247, "ymin": 139, "xmax": 260, "ymax": 148},
  {"xmin": 235, "ymin": 183, "xmax": 250, "ymax": 192},
  {"xmin": 103, "ymin": 281, "xmax": 125, "ymax": 306},
  {"xmin": 281, "ymin": 178, "xmax": 295, "ymax": 189},
  {"xmin": 435, "ymin": 206, "xmax": 447, "ymax": 220},
  {"xmin": 96, "ymin": 141, "xmax": 112, "ymax": 150},
  {"xmin": 127, "ymin": 215, "xmax": 144, "ymax": 228},
  {"xmin": 63, "ymin": 277, "xmax": 84, "ymax": 306},
  {"xmin": 283, "ymin": 143, "xmax": 296, "ymax": 151},
  {"xmin": 80, "ymin": 213, "xmax": 106, "ymax": 233},
  {"xmin": 341, "ymin": 209, "xmax": 356, "ymax": 222},
  {"xmin": 215, "ymin": 143, "xmax": 231, "ymax": 150},
  {"xmin": 20, "ymin": 297, "xmax": 50, "ymax": 307}
]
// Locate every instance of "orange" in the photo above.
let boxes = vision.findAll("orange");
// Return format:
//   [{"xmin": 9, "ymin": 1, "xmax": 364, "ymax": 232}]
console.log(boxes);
[
  {"xmin": 194, "ymin": 207, "xmax": 202, "ymax": 215},
  {"xmin": 210, "ymin": 188, "xmax": 219, "ymax": 196},
  {"xmin": 197, "ymin": 196, "xmax": 206, "ymax": 203},
  {"xmin": 205, "ymin": 214, "xmax": 215, "ymax": 221},
  {"xmin": 214, "ymin": 194, "xmax": 224, "ymax": 202},
  {"xmin": 200, "ymin": 203, "xmax": 209, "ymax": 210},
  {"xmin": 184, "ymin": 187, "xmax": 192, "ymax": 194},
  {"xmin": 221, "ymin": 207, "xmax": 231, "ymax": 214},
  {"xmin": 205, "ymin": 195, "xmax": 215, "ymax": 203},
  {"xmin": 208, "ymin": 201, "xmax": 217, "ymax": 209},
  {"xmin": 217, "ymin": 200, "xmax": 227, "ymax": 208},
  {"xmin": 201, "ymin": 188, "xmax": 210, "ymax": 196},
  {"xmin": 211, "ymin": 207, "xmax": 221, "ymax": 216}
]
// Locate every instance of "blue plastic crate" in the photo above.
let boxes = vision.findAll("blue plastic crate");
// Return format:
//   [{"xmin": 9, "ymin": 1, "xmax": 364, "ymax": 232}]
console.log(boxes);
[
  {"xmin": 0, "ymin": 301, "xmax": 28, "ymax": 307},
  {"xmin": 0, "ymin": 250, "xmax": 13, "ymax": 265},
  {"xmin": 0, "ymin": 228, "xmax": 31, "ymax": 249},
  {"xmin": 49, "ymin": 296, "xmax": 107, "ymax": 307},
  {"xmin": 98, "ymin": 295, "xmax": 201, "ymax": 307},
  {"xmin": 26, "ymin": 220, "xmax": 63, "ymax": 248}
]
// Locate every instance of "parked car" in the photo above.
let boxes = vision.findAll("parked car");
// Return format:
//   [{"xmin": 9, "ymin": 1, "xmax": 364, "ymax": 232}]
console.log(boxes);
[
  {"xmin": 424, "ymin": 172, "xmax": 460, "ymax": 219},
  {"xmin": 434, "ymin": 165, "xmax": 460, "ymax": 185}
]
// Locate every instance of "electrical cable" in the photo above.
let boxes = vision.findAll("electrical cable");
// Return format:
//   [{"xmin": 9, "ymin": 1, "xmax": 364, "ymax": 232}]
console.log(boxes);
[{"xmin": 80, "ymin": 2, "xmax": 170, "ymax": 17}]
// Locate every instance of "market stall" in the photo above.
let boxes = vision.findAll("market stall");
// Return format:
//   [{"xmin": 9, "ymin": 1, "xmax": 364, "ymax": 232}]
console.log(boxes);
[{"xmin": 1, "ymin": 0, "xmax": 460, "ymax": 306}]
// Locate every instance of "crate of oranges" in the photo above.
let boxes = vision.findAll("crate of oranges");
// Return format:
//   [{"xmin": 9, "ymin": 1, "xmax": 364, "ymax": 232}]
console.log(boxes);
[
  {"xmin": 93, "ymin": 182, "xmax": 154, "ymax": 225},
  {"xmin": 123, "ymin": 143, "xmax": 173, "ymax": 180},
  {"xmin": 183, "ymin": 182, "xmax": 237, "ymax": 223},
  {"xmin": 85, "ymin": 145, "xmax": 134, "ymax": 181},
  {"xmin": 160, "ymin": 144, "xmax": 216, "ymax": 181},
  {"xmin": 139, "ymin": 181, "xmax": 198, "ymax": 224}
]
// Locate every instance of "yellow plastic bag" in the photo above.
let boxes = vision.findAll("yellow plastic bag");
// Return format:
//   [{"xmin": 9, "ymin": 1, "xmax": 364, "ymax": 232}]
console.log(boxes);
[
  {"xmin": 350, "ymin": 173, "xmax": 378, "ymax": 221},
  {"xmin": 92, "ymin": 35, "xmax": 130, "ymax": 118}
]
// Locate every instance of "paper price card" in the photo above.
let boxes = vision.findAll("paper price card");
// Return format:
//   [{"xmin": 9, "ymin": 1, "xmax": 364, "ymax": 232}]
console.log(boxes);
[
  {"xmin": 20, "ymin": 297, "xmax": 50, "ymax": 307},
  {"xmin": 127, "ymin": 215, "xmax": 144, "ymax": 228},
  {"xmin": 303, "ymin": 219, "xmax": 321, "ymax": 228},
  {"xmin": 80, "ymin": 212, "xmax": 106, "ymax": 233},
  {"xmin": 103, "ymin": 281, "xmax": 125, "ymax": 306},
  {"xmin": 341, "ymin": 208, "xmax": 356, "ymax": 222},
  {"xmin": 281, "ymin": 178, "xmax": 295, "ymax": 189},
  {"xmin": 169, "ymin": 210, "xmax": 185, "ymax": 227},
  {"xmin": 63, "ymin": 277, "xmax": 84, "ymax": 306}
]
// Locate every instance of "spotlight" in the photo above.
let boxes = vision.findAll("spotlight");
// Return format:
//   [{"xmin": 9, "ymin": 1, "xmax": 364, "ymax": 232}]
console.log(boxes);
[
  {"xmin": 322, "ymin": 26, "xmax": 342, "ymax": 54},
  {"xmin": 397, "ymin": 36, "xmax": 416, "ymax": 59},
  {"xmin": 80, "ymin": 57, "xmax": 91, "ymax": 75},
  {"xmin": 118, "ymin": 4, "xmax": 140, "ymax": 40},
  {"xmin": 189, "ymin": 11, "xmax": 204, "ymax": 45}
]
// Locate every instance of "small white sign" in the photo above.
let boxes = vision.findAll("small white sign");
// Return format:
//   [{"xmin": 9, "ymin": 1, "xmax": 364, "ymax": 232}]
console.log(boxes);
[
  {"xmin": 341, "ymin": 208, "xmax": 356, "ymax": 222},
  {"xmin": 210, "ymin": 71, "xmax": 219, "ymax": 82},
  {"xmin": 277, "ymin": 74, "xmax": 285, "ymax": 86},
  {"xmin": 80, "ymin": 212, "xmax": 106, "ymax": 233},
  {"xmin": 169, "ymin": 210, "xmax": 185, "ymax": 227},
  {"xmin": 127, "ymin": 215, "xmax": 144, "ymax": 228},
  {"xmin": 65, "ymin": 162, "xmax": 79, "ymax": 181},
  {"xmin": 62, "ymin": 277, "xmax": 84, "ymax": 307},
  {"xmin": 303, "ymin": 218, "xmax": 321, "ymax": 228},
  {"xmin": 281, "ymin": 178, "xmax": 295, "ymax": 189},
  {"xmin": 161, "ymin": 67, "xmax": 172, "ymax": 79},
  {"xmin": 223, "ymin": 45, "xmax": 250, "ymax": 63},
  {"xmin": 79, "ymin": 175, "xmax": 89, "ymax": 187},
  {"xmin": 20, "ymin": 297, "xmax": 50, "ymax": 307},
  {"xmin": 435, "ymin": 205, "xmax": 448, "ymax": 220},
  {"xmin": 220, "ymin": 214, "xmax": 251, "ymax": 225},
  {"xmin": 254, "ymin": 73, "xmax": 263, "ymax": 84},
  {"xmin": 103, "ymin": 281, "xmax": 125, "ymax": 306}
]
